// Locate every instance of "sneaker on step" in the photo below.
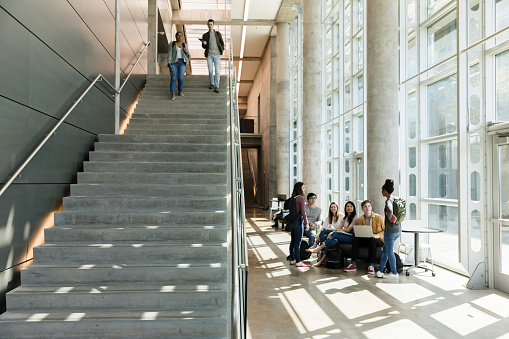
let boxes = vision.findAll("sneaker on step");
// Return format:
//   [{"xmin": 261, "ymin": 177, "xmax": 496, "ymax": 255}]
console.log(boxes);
[
  {"xmin": 344, "ymin": 264, "xmax": 357, "ymax": 272},
  {"xmin": 376, "ymin": 271, "xmax": 384, "ymax": 278},
  {"xmin": 367, "ymin": 266, "xmax": 375, "ymax": 275},
  {"xmin": 209, "ymin": 85, "xmax": 214, "ymax": 89},
  {"xmin": 383, "ymin": 273, "xmax": 399, "ymax": 279},
  {"xmin": 214, "ymin": 87, "xmax": 220, "ymax": 93}
]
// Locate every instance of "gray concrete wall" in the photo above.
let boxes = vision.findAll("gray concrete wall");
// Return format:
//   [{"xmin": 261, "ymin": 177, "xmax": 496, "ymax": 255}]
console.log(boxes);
[
  {"xmin": 0, "ymin": 0, "xmax": 148, "ymax": 313},
  {"xmin": 246, "ymin": 41, "xmax": 273, "ymax": 207}
]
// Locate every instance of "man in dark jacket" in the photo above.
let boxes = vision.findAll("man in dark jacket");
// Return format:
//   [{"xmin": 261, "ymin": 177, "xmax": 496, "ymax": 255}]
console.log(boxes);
[{"xmin": 202, "ymin": 19, "xmax": 224, "ymax": 93}]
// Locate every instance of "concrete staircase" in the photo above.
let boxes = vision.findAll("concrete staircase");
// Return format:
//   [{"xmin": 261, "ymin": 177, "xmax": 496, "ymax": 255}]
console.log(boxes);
[{"xmin": 0, "ymin": 75, "xmax": 231, "ymax": 338}]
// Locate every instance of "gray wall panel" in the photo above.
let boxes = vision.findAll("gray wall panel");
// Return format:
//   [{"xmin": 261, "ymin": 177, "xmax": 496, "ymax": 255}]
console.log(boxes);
[
  {"xmin": 0, "ymin": 97, "xmax": 30, "ymax": 181},
  {"xmin": 0, "ymin": 0, "xmax": 148, "ymax": 313},
  {"xmin": 0, "ymin": 10, "xmax": 30, "ymax": 105}
]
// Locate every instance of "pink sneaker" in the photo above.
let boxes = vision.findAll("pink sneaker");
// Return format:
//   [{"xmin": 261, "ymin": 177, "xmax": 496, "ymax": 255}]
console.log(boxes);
[
  {"xmin": 367, "ymin": 266, "xmax": 375, "ymax": 275},
  {"xmin": 295, "ymin": 263, "xmax": 309, "ymax": 267},
  {"xmin": 344, "ymin": 264, "xmax": 357, "ymax": 272},
  {"xmin": 290, "ymin": 261, "xmax": 296, "ymax": 265}
]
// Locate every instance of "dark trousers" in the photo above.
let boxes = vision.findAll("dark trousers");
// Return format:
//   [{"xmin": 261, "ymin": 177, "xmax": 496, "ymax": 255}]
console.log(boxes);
[{"xmin": 351, "ymin": 237, "xmax": 384, "ymax": 265}]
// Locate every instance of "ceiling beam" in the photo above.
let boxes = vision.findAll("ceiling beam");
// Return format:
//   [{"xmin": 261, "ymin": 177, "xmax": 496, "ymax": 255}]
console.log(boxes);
[{"xmin": 173, "ymin": 9, "xmax": 275, "ymax": 26}]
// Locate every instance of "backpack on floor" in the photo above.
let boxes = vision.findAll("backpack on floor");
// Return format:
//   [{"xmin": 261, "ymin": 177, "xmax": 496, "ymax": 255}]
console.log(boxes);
[
  {"xmin": 384, "ymin": 252, "xmax": 404, "ymax": 273},
  {"xmin": 300, "ymin": 240, "xmax": 311, "ymax": 260},
  {"xmin": 325, "ymin": 247, "xmax": 344, "ymax": 269}
]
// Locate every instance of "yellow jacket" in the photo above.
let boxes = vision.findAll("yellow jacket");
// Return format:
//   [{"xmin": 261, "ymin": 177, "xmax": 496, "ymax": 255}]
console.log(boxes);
[{"xmin": 357, "ymin": 213, "xmax": 385, "ymax": 242}]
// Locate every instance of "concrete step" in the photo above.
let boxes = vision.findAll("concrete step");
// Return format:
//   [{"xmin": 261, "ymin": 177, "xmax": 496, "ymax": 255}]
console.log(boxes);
[
  {"xmin": 0, "ymin": 308, "xmax": 226, "ymax": 338},
  {"xmin": 70, "ymin": 183, "xmax": 227, "ymax": 197},
  {"xmin": 130, "ymin": 112, "xmax": 227, "ymax": 120},
  {"xmin": 21, "ymin": 262, "xmax": 227, "ymax": 285},
  {"xmin": 141, "ymin": 90, "xmax": 228, "ymax": 97},
  {"xmin": 77, "ymin": 172, "xmax": 226, "ymax": 185},
  {"xmin": 137, "ymin": 97, "xmax": 226, "ymax": 104},
  {"xmin": 126, "ymin": 123, "xmax": 227, "ymax": 131},
  {"xmin": 62, "ymin": 196, "xmax": 226, "ymax": 211},
  {"xmin": 34, "ymin": 242, "xmax": 227, "ymax": 264},
  {"xmin": 7, "ymin": 283, "xmax": 227, "ymax": 311},
  {"xmin": 45, "ymin": 225, "xmax": 227, "ymax": 243},
  {"xmin": 83, "ymin": 161, "xmax": 227, "ymax": 174},
  {"xmin": 54, "ymin": 210, "xmax": 226, "ymax": 226},
  {"xmin": 128, "ymin": 117, "xmax": 227, "ymax": 125},
  {"xmin": 88, "ymin": 151, "xmax": 227, "ymax": 163},
  {"xmin": 94, "ymin": 142, "xmax": 226, "ymax": 153},
  {"xmin": 123, "ymin": 129, "xmax": 225, "ymax": 136},
  {"xmin": 98, "ymin": 134, "xmax": 227, "ymax": 144}
]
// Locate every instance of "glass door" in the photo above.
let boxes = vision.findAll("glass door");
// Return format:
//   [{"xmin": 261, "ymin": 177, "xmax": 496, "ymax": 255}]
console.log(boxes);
[{"xmin": 493, "ymin": 138, "xmax": 509, "ymax": 293}]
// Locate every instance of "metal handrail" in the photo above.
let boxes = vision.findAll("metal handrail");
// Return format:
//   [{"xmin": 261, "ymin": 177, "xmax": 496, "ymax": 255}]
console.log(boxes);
[
  {"xmin": 228, "ymin": 40, "xmax": 248, "ymax": 339},
  {"xmin": 0, "ymin": 42, "xmax": 150, "ymax": 199}
]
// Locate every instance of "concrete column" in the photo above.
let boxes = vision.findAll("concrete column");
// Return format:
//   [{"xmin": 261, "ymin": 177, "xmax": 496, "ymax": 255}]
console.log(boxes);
[
  {"xmin": 147, "ymin": 0, "xmax": 158, "ymax": 74},
  {"xmin": 366, "ymin": 1, "xmax": 399, "ymax": 212},
  {"xmin": 276, "ymin": 22, "xmax": 291, "ymax": 199},
  {"xmin": 269, "ymin": 35, "xmax": 278, "ymax": 201},
  {"xmin": 302, "ymin": 0, "xmax": 322, "ymax": 196}
]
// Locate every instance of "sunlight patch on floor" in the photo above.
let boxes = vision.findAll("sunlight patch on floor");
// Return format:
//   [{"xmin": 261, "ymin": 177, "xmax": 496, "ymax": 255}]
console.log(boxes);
[
  {"xmin": 363, "ymin": 319, "xmax": 437, "ymax": 339},
  {"xmin": 376, "ymin": 283, "xmax": 435, "ymax": 304},
  {"xmin": 283, "ymin": 288, "xmax": 335, "ymax": 332},
  {"xmin": 430, "ymin": 303, "xmax": 499, "ymax": 336}
]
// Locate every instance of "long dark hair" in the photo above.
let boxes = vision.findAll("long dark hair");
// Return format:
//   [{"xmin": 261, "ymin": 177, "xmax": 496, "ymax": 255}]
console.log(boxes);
[
  {"xmin": 328, "ymin": 202, "xmax": 340, "ymax": 223},
  {"xmin": 291, "ymin": 182, "xmax": 304, "ymax": 197},
  {"xmin": 343, "ymin": 201, "xmax": 357, "ymax": 225}
]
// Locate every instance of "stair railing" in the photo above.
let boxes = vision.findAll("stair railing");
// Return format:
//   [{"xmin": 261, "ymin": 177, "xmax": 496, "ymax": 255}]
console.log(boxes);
[
  {"xmin": 0, "ymin": 42, "xmax": 150, "ymax": 200},
  {"xmin": 228, "ymin": 41, "xmax": 248, "ymax": 339}
]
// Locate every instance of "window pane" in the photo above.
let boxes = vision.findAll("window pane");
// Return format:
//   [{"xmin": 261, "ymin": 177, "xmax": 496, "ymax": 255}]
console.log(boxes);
[
  {"xmin": 471, "ymin": 171, "xmax": 481, "ymax": 201},
  {"xmin": 428, "ymin": 204, "xmax": 459, "ymax": 267},
  {"xmin": 409, "ymin": 174, "xmax": 417, "ymax": 196},
  {"xmin": 470, "ymin": 94, "xmax": 481, "ymax": 126},
  {"xmin": 499, "ymin": 144, "xmax": 509, "ymax": 219},
  {"xmin": 471, "ymin": 210, "xmax": 481, "ymax": 252},
  {"xmin": 496, "ymin": 50, "xmax": 509, "ymax": 122},
  {"xmin": 496, "ymin": 0, "xmax": 509, "ymax": 43},
  {"xmin": 409, "ymin": 147, "xmax": 417, "ymax": 168},
  {"xmin": 345, "ymin": 176, "xmax": 350, "ymax": 191},
  {"xmin": 345, "ymin": 159, "xmax": 350, "ymax": 173},
  {"xmin": 357, "ymin": 115, "xmax": 364, "ymax": 152},
  {"xmin": 470, "ymin": 134, "xmax": 480, "ymax": 164},
  {"xmin": 470, "ymin": 63, "xmax": 480, "ymax": 87},
  {"xmin": 409, "ymin": 203, "xmax": 417, "ymax": 220},
  {"xmin": 427, "ymin": 11, "xmax": 457, "ymax": 66},
  {"xmin": 408, "ymin": 90, "xmax": 417, "ymax": 139},
  {"xmin": 357, "ymin": 74, "xmax": 364, "ymax": 105},
  {"xmin": 357, "ymin": 161, "xmax": 364, "ymax": 201},
  {"xmin": 427, "ymin": 74, "xmax": 457, "ymax": 137},
  {"xmin": 428, "ymin": 141, "xmax": 458, "ymax": 199},
  {"xmin": 407, "ymin": 31, "xmax": 418, "ymax": 77}
]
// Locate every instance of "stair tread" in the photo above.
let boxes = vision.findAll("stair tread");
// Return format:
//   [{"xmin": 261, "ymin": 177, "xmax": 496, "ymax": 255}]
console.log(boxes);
[
  {"xmin": 10, "ymin": 283, "xmax": 226, "ymax": 294},
  {"xmin": 0, "ymin": 308, "xmax": 227, "ymax": 322}
]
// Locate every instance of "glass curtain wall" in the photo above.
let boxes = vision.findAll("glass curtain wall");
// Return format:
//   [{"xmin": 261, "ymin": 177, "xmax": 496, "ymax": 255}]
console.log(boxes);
[
  {"xmin": 290, "ymin": 10, "xmax": 303, "ymax": 188},
  {"xmin": 401, "ymin": 0, "xmax": 509, "ymax": 271}
]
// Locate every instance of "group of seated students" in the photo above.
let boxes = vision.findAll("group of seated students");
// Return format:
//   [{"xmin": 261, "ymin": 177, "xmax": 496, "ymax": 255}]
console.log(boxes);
[
  {"xmin": 306, "ymin": 199, "xmax": 384, "ymax": 275},
  {"xmin": 286, "ymin": 179, "xmax": 401, "ymax": 278}
]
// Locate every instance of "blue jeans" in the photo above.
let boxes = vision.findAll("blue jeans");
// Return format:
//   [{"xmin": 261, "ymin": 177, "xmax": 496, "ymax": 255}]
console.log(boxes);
[
  {"xmin": 322, "ymin": 232, "xmax": 354, "ymax": 254},
  {"xmin": 379, "ymin": 231, "xmax": 401, "ymax": 274},
  {"xmin": 289, "ymin": 217, "xmax": 304, "ymax": 262},
  {"xmin": 207, "ymin": 54, "xmax": 221, "ymax": 88},
  {"xmin": 303, "ymin": 228, "xmax": 316, "ymax": 247},
  {"xmin": 170, "ymin": 58, "xmax": 186, "ymax": 93},
  {"xmin": 316, "ymin": 229, "xmax": 334, "ymax": 245}
]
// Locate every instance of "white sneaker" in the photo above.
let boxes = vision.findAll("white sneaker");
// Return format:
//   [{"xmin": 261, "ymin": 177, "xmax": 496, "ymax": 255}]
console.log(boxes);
[
  {"xmin": 376, "ymin": 271, "xmax": 383, "ymax": 278},
  {"xmin": 383, "ymin": 273, "xmax": 399, "ymax": 279}
]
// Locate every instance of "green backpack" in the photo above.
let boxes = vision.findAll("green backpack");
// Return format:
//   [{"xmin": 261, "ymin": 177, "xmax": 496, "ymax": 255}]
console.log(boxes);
[{"xmin": 392, "ymin": 197, "xmax": 406, "ymax": 224}]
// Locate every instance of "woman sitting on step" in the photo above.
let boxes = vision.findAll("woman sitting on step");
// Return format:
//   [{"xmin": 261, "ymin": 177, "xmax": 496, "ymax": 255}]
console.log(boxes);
[
  {"xmin": 307, "ymin": 201, "xmax": 358, "ymax": 266},
  {"xmin": 167, "ymin": 31, "xmax": 191, "ymax": 101}
]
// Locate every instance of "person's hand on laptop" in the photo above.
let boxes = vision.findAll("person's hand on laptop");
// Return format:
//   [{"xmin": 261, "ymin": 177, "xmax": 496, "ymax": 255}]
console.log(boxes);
[{"xmin": 373, "ymin": 234, "xmax": 380, "ymax": 239}]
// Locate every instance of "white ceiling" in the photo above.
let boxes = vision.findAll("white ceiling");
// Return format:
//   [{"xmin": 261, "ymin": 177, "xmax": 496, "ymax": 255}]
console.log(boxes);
[{"xmin": 179, "ymin": 0, "xmax": 285, "ymax": 98}]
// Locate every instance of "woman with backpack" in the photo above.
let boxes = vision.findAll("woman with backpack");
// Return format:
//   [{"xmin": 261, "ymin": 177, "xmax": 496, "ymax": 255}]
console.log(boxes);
[
  {"xmin": 167, "ymin": 31, "xmax": 191, "ymax": 100},
  {"xmin": 376, "ymin": 178, "xmax": 402, "ymax": 279},
  {"xmin": 288, "ymin": 182, "xmax": 309, "ymax": 268}
]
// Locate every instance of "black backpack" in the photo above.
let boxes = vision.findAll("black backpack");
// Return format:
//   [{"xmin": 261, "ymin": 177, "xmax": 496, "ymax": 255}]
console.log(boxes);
[
  {"xmin": 300, "ymin": 240, "xmax": 311, "ymax": 260},
  {"xmin": 283, "ymin": 196, "xmax": 298, "ymax": 222},
  {"xmin": 325, "ymin": 245, "xmax": 344, "ymax": 269},
  {"xmin": 384, "ymin": 252, "xmax": 404, "ymax": 273}
]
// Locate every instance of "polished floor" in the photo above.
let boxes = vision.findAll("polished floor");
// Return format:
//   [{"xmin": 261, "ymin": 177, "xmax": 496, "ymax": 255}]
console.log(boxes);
[{"xmin": 244, "ymin": 207, "xmax": 509, "ymax": 339}]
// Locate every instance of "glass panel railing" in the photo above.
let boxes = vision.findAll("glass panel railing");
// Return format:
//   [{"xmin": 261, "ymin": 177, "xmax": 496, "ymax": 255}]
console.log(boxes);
[{"xmin": 227, "ymin": 43, "xmax": 248, "ymax": 339}]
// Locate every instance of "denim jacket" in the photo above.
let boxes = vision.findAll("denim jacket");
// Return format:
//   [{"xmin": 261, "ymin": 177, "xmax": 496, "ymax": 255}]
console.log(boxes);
[{"xmin": 167, "ymin": 42, "xmax": 191, "ymax": 64}]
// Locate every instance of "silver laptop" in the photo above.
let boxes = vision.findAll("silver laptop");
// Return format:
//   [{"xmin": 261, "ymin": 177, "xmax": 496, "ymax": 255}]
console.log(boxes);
[{"xmin": 353, "ymin": 225, "xmax": 374, "ymax": 238}]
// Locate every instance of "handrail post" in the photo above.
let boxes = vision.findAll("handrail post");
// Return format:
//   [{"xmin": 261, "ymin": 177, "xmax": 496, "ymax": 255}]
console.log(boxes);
[{"xmin": 114, "ymin": 0, "xmax": 121, "ymax": 134}]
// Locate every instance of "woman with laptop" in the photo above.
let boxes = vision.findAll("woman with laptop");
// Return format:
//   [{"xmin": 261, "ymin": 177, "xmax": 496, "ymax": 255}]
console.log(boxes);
[
  {"xmin": 344, "ymin": 200, "xmax": 385, "ymax": 275},
  {"xmin": 306, "ymin": 201, "xmax": 358, "ymax": 258}
]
